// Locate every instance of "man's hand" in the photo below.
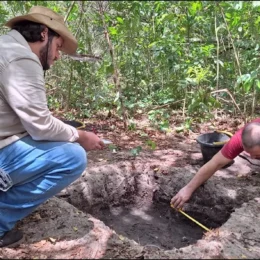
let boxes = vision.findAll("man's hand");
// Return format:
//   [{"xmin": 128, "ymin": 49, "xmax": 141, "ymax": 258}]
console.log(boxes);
[
  {"xmin": 77, "ymin": 130, "xmax": 105, "ymax": 151},
  {"xmin": 170, "ymin": 186, "xmax": 193, "ymax": 210},
  {"xmin": 170, "ymin": 151, "xmax": 233, "ymax": 210}
]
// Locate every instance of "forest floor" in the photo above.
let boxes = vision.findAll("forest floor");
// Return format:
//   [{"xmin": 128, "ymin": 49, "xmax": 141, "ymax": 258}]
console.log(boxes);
[{"xmin": 0, "ymin": 112, "xmax": 260, "ymax": 259}]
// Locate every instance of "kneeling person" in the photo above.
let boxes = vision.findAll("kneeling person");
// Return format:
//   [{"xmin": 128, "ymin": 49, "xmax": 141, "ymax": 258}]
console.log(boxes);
[{"xmin": 171, "ymin": 120, "xmax": 260, "ymax": 209}]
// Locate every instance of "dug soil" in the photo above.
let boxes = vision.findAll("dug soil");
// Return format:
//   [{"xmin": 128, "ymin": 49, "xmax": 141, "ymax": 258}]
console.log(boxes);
[{"xmin": 0, "ymin": 113, "xmax": 260, "ymax": 259}]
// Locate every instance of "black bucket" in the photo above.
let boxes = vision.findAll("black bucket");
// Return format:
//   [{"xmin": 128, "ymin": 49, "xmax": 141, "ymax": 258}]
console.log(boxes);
[
  {"xmin": 62, "ymin": 120, "xmax": 85, "ymax": 129},
  {"xmin": 196, "ymin": 132, "xmax": 230, "ymax": 164}
]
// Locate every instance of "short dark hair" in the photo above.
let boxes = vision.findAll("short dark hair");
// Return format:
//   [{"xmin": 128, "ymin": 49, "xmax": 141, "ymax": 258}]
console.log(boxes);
[
  {"xmin": 12, "ymin": 20, "xmax": 59, "ymax": 43},
  {"xmin": 242, "ymin": 122, "xmax": 260, "ymax": 149}
]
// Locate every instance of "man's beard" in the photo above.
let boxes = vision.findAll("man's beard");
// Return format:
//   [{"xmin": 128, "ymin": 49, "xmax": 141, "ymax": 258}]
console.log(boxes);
[{"xmin": 39, "ymin": 41, "xmax": 51, "ymax": 71}]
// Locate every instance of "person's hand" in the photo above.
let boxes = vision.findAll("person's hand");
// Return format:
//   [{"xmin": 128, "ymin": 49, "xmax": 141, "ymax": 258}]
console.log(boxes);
[
  {"xmin": 77, "ymin": 130, "xmax": 105, "ymax": 151},
  {"xmin": 170, "ymin": 186, "xmax": 193, "ymax": 210}
]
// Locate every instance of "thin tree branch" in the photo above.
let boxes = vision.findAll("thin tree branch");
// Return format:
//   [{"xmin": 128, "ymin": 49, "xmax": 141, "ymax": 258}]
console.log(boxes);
[
  {"xmin": 64, "ymin": 1, "xmax": 75, "ymax": 24},
  {"xmin": 215, "ymin": 14, "xmax": 220, "ymax": 90},
  {"xmin": 97, "ymin": 1, "xmax": 128, "ymax": 129},
  {"xmin": 66, "ymin": 53, "xmax": 102, "ymax": 62},
  {"xmin": 219, "ymin": 4, "xmax": 242, "ymax": 77},
  {"xmin": 252, "ymin": 83, "xmax": 256, "ymax": 116},
  {"xmin": 75, "ymin": 6, "xmax": 84, "ymax": 39},
  {"xmin": 147, "ymin": 99, "xmax": 185, "ymax": 112},
  {"xmin": 211, "ymin": 88, "xmax": 246, "ymax": 122}
]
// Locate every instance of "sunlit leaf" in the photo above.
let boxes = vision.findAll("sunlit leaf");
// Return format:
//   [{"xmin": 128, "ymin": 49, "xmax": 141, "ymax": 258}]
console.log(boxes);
[
  {"xmin": 114, "ymin": 91, "xmax": 120, "ymax": 103},
  {"xmin": 108, "ymin": 26, "xmax": 118, "ymax": 35},
  {"xmin": 116, "ymin": 16, "xmax": 124, "ymax": 24}
]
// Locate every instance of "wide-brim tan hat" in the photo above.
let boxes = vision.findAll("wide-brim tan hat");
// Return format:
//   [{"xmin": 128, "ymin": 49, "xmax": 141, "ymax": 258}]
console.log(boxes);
[{"xmin": 5, "ymin": 6, "xmax": 77, "ymax": 55}]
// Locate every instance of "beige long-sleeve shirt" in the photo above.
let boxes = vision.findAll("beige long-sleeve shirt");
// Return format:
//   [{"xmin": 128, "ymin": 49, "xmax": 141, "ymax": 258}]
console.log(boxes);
[{"xmin": 0, "ymin": 30, "xmax": 79, "ymax": 149}]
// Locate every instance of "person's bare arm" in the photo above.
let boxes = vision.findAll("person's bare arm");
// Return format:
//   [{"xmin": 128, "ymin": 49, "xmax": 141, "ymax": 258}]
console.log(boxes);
[{"xmin": 170, "ymin": 151, "xmax": 232, "ymax": 209}]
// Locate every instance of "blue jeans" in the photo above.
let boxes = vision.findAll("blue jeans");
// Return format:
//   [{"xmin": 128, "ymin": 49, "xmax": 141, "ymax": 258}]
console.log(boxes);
[{"xmin": 0, "ymin": 136, "xmax": 87, "ymax": 236}]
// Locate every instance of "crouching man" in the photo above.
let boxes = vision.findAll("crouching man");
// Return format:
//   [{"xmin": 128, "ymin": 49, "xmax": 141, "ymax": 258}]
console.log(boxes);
[{"xmin": 0, "ymin": 6, "xmax": 104, "ymax": 247}]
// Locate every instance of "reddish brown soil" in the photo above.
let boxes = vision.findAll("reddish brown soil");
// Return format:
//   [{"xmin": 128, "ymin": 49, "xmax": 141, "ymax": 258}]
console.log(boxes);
[{"xmin": 1, "ymin": 113, "xmax": 259, "ymax": 259}]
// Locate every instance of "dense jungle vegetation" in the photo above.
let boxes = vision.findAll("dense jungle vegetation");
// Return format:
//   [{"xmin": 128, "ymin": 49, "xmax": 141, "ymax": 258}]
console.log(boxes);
[{"xmin": 1, "ymin": 1, "xmax": 260, "ymax": 131}]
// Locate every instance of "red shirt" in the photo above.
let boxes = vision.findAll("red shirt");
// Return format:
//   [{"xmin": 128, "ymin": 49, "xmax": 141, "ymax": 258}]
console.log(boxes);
[{"xmin": 221, "ymin": 118, "xmax": 260, "ymax": 159}]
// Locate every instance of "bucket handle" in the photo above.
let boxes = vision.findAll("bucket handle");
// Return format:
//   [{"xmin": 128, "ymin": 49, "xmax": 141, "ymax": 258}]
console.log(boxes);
[
  {"xmin": 212, "ymin": 130, "xmax": 233, "ymax": 145},
  {"xmin": 76, "ymin": 120, "xmax": 86, "ymax": 130},
  {"xmin": 215, "ymin": 130, "xmax": 233, "ymax": 137}
]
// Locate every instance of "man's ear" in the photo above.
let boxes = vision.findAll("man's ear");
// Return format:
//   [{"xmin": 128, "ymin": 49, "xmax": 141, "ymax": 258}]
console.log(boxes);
[{"xmin": 40, "ymin": 27, "xmax": 48, "ymax": 42}]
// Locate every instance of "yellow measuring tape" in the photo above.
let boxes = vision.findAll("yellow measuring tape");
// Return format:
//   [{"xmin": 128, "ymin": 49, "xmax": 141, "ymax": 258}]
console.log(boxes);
[{"xmin": 170, "ymin": 205, "xmax": 211, "ymax": 232}]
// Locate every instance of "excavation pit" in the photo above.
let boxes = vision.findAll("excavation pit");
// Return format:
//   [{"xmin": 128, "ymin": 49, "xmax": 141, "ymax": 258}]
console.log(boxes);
[
  {"xmin": 59, "ymin": 164, "xmax": 240, "ymax": 251},
  {"xmin": 89, "ymin": 202, "xmax": 205, "ymax": 249}
]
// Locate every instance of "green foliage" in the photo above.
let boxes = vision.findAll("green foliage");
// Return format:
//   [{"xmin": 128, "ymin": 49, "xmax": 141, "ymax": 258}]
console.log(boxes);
[
  {"xmin": 128, "ymin": 119, "xmax": 137, "ymax": 131},
  {"xmin": 130, "ymin": 146, "xmax": 142, "ymax": 157},
  {"xmin": 1, "ymin": 1, "xmax": 260, "ymax": 120},
  {"xmin": 236, "ymin": 67, "xmax": 260, "ymax": 94},
  {"xmin": 108, "ymin": 144, "xmax": 117, "ymax": 151},
  {"xmin": 146, "ymin": 140, "xmax": 157, "ymax": 150},
  {"xmin": 175, "ymin": 117, "xmax": 193, "ymax": 133},
  {"xmin": 148, "ymin": 109, "xmax": 170, "ymax": 132}
]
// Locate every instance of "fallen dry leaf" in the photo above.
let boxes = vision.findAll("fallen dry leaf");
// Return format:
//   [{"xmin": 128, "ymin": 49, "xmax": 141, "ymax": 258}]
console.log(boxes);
[
  {"xmin": 73, "ymin": 226, "xmax": 78, "ymax": 232},
  {"xmin": 48, "ymin": 237, "xmax": 56, "ymax": 243},
  {"xmin": 119, "ymin": 235, "xmax": 125, "ymax": 241}
]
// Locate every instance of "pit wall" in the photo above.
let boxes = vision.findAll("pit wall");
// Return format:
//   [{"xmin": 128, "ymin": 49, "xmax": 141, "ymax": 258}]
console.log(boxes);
[{"xmin": 58, "ymin": 161, "xmax": 260, "ymax": 229}]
